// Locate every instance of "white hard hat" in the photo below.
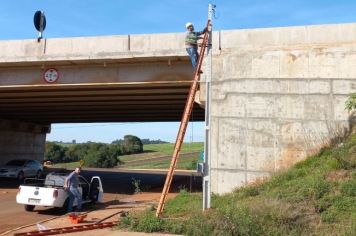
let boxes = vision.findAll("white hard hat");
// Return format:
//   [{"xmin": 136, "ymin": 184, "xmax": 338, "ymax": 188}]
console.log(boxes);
[{"xmin": 185, "ymin": 22, "xmax": 193, "ymax": 29}]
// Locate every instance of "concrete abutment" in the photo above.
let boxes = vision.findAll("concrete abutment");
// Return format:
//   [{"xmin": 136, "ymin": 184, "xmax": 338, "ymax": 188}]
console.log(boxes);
[
  {"xmin": 0, "ymin": 119, "xmax": 50, "ymax": 165},
  {"xmin": 200, "ymin": 23, "xmax": 356, "ymax": 194}
]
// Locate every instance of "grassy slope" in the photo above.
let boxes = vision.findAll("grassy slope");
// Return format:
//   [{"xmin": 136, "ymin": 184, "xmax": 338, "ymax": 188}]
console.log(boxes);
[{"xmin": 120, "ymin": 134, "xmax": 356, "ymax": 235}]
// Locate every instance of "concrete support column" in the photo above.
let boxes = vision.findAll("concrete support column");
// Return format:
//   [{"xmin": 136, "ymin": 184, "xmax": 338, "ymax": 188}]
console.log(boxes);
[{"xmin": 0, "ymin": 119, "xmax": 50, "ymax": 165}]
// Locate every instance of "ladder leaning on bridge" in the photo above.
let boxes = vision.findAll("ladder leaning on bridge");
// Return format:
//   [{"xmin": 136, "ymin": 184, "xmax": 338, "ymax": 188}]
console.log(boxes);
[{"xmin": 156, "ymin": 19, "xmax": 211, "ymax": 217}]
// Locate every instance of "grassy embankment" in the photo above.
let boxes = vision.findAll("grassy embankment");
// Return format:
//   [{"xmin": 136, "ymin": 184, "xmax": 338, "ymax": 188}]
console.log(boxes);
[
  {"xmin": 53, "ymin": 142, "xmax": 204, "ymax": 170},
  {"xmin": 119, "ymin": 134, "xmax": 356, "ymax": 235}
]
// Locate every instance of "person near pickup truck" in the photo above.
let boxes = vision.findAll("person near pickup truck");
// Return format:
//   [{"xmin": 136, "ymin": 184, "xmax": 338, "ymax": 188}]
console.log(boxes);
[{"xmin": 64, "ymin": 167, "xmax": 82, "ymax": 212}]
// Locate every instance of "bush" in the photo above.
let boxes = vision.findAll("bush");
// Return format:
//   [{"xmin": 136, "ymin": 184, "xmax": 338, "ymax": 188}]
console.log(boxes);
[
  {"xmin": 123, "ymin": 135, "xmax": 143, "ymax": 154},
  {"xmin": 134, "ymin": 211, "xmax": 164, "ymax": 233},
  {"xmin": 65, "ymin": 144, "xmax": 89, "ymax": 162},
  {"xmin": 310, "ymin": 177, "xmax": 331, "ymax": 200},
  {"xmin": 83, "ymin": 143, "xmax": 118, "ymax": 168},
  {"xmin": 345, "ymin": 93, "xmax": 356, "ymax": 110},
  {"xmin": 214, "ymin": 206, "xmax": 262, "ymax": 236},
  {"xmin": 45, "ymin": 142, "xmax": 67, "ymax": 163},
  {"xmin": 120, "ymin": 210, "xmax": 164, "ymax": 233},
  {"xmin": 46, "ymin": 134, "xmax": 144, "ymax": 166}
]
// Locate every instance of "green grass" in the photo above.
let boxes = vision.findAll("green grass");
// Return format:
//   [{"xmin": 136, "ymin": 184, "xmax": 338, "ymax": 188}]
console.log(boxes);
[
  {"xmin": 52, "ymin": 161, "xmax": 79, "ymax": 168},
  {"xmin": 126, "ymin": 155, "xmax": 200, "ymax": 170},
  {"xmin": 119, "ymin": 152, "xmax": 164, "ymax": 162},
  {"xmin": 119, "ymin": 142, "xmax": 203, "ymax": 162},
  {"xmin": 119, "ymin": 142, "xmax": 204, "ymax": 170},
  {"xmin": 143, "ymin": 142, "xmax": 204, "ymax": 156},
  {"xmin": 119, "ymin": 134, "xmax": 356, "ymax": 235}
]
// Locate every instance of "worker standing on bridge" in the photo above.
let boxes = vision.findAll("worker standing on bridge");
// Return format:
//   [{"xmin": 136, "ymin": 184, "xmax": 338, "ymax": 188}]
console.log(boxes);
[
  {"xmin": 185, "ymin": 22, "xmax": 207, "ymax": 70},
  {"xmin": 64, "ymin": 167, "xmax": 82, "ymax": 212}
]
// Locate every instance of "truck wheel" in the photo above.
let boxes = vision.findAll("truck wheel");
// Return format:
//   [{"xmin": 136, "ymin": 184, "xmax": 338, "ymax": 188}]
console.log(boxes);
[
  {"xmin": 24, "ymin": 205, "xmax": 35, "ymax": 211},
  {"xmin": 17, "ymin": 171, "xmax": 24, "ymax": 181}
]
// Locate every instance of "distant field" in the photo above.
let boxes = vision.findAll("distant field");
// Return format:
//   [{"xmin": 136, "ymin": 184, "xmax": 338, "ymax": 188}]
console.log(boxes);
[
  {"xmin": 51, "ymin": 161, "xmax": 79, "ymax": 169},
  {"xmin": 125, "ymin": 154, "xmax": 199, "ymax": 170},
  {"xmin": 53, "ymin": 142, "xmax": 204, "ymax": 170},
  {"xmin": 120, "ymin": 142, "xmax": 203, "ymax": 170},
  {"xmin": 120, "ymin": 142, "xmax": 204, "ymax": 162},
  {"xmin": 144, "ymin": 142, "xmax": 204, "ymax": 155}
]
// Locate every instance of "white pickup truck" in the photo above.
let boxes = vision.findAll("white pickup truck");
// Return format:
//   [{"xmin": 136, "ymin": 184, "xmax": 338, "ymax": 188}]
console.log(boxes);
[{"xmin": 16, "ymin": 173, "xmax": 104, "ymax": 211}]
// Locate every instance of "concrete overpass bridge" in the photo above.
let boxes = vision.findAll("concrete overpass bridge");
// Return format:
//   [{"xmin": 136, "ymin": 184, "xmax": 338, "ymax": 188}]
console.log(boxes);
[
  {"xmin": 0, "ymin": 34, "xmax": 204, "ymax": 123},
  {"xmin": 1, "ymin": 23, "xmax": 355, "ymax": 194}
]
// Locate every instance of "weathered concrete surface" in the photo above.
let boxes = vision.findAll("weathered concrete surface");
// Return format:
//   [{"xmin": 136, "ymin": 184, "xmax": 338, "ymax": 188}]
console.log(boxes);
[
  {"xmin": 0, "ymin": 33, "xmax": 188, "ymax": 66},
  {"xmin": 199, "ymin": 23, "xmax": 356, "ymax": 194},
  {"xmin": 0, "ymin": 119, "xmax": 50, "ymax": 165}
]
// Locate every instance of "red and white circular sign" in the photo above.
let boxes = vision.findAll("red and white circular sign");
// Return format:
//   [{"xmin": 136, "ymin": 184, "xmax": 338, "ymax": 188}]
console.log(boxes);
[{"xmin": 43, "ymin": 68, "xmax": 59, "ymax": 83}]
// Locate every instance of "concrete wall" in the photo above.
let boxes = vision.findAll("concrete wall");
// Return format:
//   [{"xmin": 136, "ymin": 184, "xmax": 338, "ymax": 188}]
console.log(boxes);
[
  {"xmin": 203, "ymin": 23, "xmax": 356, "ymax": 194},
  {"xmin": 0, "ymin": 119, "xmax": 49, "ymax": 165},
  {"xmin": 0, "ymin": 33, "xmax": 187, "ymax": 65}
]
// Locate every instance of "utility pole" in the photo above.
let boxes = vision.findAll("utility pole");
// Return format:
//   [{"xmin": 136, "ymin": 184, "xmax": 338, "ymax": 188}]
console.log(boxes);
[{"xmin": 203, "ymin": 3, "xmax": 215, "ymax": 210}]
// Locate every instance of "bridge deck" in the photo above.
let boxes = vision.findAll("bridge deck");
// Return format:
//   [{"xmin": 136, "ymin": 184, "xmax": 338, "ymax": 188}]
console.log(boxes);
[{"xmin": 0, "ymin": 34, "xmax": 205, "ymax": 123}]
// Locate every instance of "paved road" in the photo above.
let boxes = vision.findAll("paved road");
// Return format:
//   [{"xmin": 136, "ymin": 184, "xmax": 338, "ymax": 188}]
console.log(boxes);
[
  {"xmin": 0, "ymin": 168, "xmax": 202, "ymax": 234},
  {"xmin": 47, "ymin": 167, "xmax": 202, "ymax": 193}
]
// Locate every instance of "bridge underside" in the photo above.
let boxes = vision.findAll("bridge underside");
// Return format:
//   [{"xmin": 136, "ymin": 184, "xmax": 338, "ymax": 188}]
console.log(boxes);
[
  {"xmin": 0, "ymin": 82, "xmax": 204, "ymax": 123},
  {"xmin": 0, "ymin": 59, "xmax": 204, "ymax": 124}
]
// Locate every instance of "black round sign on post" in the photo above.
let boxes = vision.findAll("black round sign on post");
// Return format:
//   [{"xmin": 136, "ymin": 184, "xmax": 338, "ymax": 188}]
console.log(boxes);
[
  {"xmin": 34, "ymin": 11, "xmax": 46, "ymax": 31},
  {"xmin": 34, "ymin": 11, "xmax": 46, "ymax": 42}
]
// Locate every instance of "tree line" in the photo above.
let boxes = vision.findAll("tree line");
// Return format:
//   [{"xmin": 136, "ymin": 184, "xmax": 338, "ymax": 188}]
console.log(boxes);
[{"xmin": 45, "ymin": 135, "xmax": 143, "ymax": 168}]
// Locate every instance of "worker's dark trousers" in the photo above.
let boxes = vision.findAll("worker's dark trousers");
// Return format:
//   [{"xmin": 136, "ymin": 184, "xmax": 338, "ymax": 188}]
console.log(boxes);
[
  {"xmin": 186, "ymin": 47, "xmax": 199, "ymax": 69},
  {"xmin": 68, "ymin": 187, "xmax": 82, "ymax": 212}
]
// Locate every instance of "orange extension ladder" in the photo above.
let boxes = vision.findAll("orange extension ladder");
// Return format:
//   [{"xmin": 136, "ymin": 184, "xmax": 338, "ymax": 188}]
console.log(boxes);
[{"xmin": 156, "ymin": 19, "xmax": 211, "ymax": 217}]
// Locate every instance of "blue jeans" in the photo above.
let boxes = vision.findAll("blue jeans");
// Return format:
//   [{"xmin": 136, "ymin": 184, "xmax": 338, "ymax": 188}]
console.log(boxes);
[
  {"xmin": 67, "ymin": 187, "xmax": 82, "ymax": 212},
  {"xmin": 186, "ymin": 47, "xmax": 199, "ymax": 69}
]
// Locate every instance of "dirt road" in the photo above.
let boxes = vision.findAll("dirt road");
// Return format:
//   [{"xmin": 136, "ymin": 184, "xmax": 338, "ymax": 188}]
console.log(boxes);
[
  {"xmin": 0, "ymin": 186, "xmax": 53, "ymax": 233},
  {"xmin": 0, "ymin": 179, "xmax": 129, "ymax": 234},
  {"xmin": 0, "ymin": 168, "xmax": 201, "ymax": 234}
]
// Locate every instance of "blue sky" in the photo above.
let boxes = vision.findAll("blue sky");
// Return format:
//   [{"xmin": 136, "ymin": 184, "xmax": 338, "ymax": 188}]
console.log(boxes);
[{"xmin": 1, "ymin": 0, "xmax": 356, "ymax": 143}]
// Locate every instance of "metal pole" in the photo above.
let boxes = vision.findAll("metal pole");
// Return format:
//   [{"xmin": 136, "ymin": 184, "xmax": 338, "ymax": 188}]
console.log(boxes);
[
  {"xmin": 38, "ymin": 11, "xmax": 44, "ymax": 42},
  {"xmin": 203, "ymin": 3, "xmax": 215, "ymax": 210}
]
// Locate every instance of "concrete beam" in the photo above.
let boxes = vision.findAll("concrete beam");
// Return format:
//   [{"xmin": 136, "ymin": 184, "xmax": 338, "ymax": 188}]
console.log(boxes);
[{"xmin": 0, "ymin": 33, "xmax": 188, "ymax": 67}]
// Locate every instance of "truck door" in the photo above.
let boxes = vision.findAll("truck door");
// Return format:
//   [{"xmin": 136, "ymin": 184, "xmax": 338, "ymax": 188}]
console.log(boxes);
[{"xmin": 89, "ymin": 176, "xmax": 104, "ymax": 203}]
